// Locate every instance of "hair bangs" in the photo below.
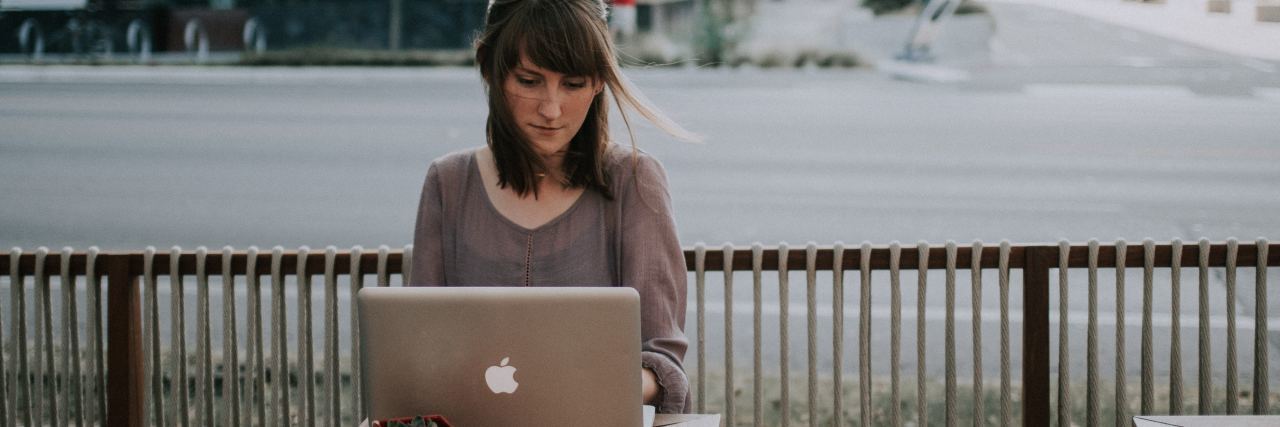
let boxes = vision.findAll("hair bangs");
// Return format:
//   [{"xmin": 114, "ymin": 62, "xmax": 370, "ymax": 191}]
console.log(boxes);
[{"xmin": 493, "ymin": 0, "xmax": 609, "ymax": 80}]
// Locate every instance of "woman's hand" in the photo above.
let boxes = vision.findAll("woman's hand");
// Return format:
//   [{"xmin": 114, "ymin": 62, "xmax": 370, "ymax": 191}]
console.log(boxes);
[{"xmin": 642, "ymin": 367, "xmax": 659, "ymax": 405}]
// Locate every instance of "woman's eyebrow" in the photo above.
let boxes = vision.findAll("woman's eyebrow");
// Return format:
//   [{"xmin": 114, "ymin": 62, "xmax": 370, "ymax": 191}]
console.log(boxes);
[
  {"xmin": 514, "ymin": 66, "xmax": 544, "ymax": 76},
  {"xmin": 515, "ymin": 65, "xmax": 587, "ymax": 81}
]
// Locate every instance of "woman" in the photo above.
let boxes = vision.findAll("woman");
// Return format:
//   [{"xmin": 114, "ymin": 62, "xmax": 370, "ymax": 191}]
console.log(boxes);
[{"xmin": 409, "ymin": 0, "xmax": 700, "ymax": 414}]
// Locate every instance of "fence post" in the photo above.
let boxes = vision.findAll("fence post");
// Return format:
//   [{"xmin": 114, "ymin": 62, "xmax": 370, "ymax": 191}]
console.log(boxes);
[
  {"xmin": 106, "ymin": 254, "xmax": 144, "ymax": 427},
  {"xmin": 1022, "ymin": 246, "xmax": 1052, "ymax": 426}
]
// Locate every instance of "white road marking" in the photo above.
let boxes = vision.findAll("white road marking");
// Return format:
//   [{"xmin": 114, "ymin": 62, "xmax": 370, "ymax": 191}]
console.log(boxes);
[{"xmin": 1023, "ymin": 83, "xmax": 1195, "ymax": 99}]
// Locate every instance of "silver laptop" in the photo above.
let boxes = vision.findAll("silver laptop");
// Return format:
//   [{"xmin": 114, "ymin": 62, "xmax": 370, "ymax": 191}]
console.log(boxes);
[{"xmin": 358, "ymin": 286, "xmax": 642, "ymax": 426}]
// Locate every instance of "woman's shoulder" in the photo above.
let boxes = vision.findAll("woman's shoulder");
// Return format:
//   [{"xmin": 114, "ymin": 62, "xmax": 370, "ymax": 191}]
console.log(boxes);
[
  {"xmin": 603, "ymin": 143, "xmax": 672, "ymax": 210},
  {"xmin": 425, "ymin": 147, "xmax": 480, "ymax": 181},
  {"xmin": 603, "ymin": 142, "xmax": 666, "ymax": 183}
]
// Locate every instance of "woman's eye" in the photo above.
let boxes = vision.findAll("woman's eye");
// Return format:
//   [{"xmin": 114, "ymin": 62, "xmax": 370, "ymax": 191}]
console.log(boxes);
[
  {"xmin": 517, "ymin": 78, "xmax": 538, "ymax": 86},
  {"xmin": 564, "ymin": 81, "xmax": 587, "ymax": 89}
]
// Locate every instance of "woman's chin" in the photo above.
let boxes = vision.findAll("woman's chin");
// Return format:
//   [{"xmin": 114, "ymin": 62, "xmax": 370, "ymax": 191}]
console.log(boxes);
[{"xmin": 527, "ymin": 139, "xmax": 572, "ymax": 156}]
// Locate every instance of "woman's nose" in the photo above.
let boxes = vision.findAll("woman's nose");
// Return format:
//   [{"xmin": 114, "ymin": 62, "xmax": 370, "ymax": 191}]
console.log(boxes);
[{"xmin": 537, "ymin": 94, "xmax": 562, "ymax": 121}]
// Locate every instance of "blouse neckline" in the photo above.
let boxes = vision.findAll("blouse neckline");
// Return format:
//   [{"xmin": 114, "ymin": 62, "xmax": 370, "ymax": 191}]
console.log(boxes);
[{"xmin": 469, "ymin": 149, "xmax": 590, "ymax": 234}]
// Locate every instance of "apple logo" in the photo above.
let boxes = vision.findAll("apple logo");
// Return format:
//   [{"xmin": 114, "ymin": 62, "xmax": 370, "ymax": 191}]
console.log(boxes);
[{"xmin": 485, "ymin": 357, "xmax": 519, "ymax": 394}]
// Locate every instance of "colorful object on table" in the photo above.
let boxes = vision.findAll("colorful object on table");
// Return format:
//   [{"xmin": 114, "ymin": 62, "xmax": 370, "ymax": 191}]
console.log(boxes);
[{"xmin": 372, "ymin": 415, "xmax": 453, "ymax": 427}]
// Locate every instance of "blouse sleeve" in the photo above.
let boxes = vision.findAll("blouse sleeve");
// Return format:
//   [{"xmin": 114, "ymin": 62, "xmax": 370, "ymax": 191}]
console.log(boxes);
[
  {"xmin": 410, "ymin": 161, "xmax": 446, "ymax": 286},
  {"xmin": 619, "ymin": 154, "xmax": 692, "ymax": 414}
]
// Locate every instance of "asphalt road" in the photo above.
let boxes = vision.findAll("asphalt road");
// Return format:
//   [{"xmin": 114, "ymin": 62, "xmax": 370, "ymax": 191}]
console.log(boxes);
[{"xmin": 2, "ymin": 1, "xmax": 1280, "ymax": 417}]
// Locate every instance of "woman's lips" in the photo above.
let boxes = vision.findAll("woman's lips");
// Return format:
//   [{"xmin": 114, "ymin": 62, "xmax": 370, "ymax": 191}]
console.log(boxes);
[{"xmin": 531, "ymin": 124, "xmax": 562, "ymax": 135}]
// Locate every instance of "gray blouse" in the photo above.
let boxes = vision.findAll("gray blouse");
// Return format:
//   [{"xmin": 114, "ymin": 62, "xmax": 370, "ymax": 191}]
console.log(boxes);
[{"xmin": 410, "ymin": 144, "xmax": 692, "ymax": 414}]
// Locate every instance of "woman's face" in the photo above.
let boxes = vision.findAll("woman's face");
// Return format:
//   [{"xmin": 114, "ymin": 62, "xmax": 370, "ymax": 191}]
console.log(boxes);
[{"xmin": 504, "ymin": 55, "xmax": 601, "ymax": 158}]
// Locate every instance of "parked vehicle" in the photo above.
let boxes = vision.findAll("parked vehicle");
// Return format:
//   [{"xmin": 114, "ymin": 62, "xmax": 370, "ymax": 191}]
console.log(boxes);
[{"xmin": 1, "ymin": 0, "xmax": 268, "ymax": 62}]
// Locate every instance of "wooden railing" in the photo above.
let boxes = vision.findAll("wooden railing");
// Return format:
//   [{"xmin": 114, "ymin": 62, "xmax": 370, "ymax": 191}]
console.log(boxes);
[{"xmin": 1, "ymin": 239, "xmax": 1276, "ymax": 426}]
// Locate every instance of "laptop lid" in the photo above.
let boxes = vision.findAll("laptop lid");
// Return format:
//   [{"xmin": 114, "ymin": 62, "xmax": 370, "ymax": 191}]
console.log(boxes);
[{"xmin": 358, "ymin": 286, "xmax": 642, "ymax": 426}]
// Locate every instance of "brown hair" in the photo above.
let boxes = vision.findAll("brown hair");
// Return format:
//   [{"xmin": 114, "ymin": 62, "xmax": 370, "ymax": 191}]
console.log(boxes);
[{"xmin": 475, "ymin": 0, "xmax": 698, "ymax": 200}]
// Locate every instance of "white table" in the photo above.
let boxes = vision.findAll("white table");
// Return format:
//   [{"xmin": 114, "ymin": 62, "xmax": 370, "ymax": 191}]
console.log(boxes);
[{"xmin": 654, "ymin": 414, "xmax": 721, "ymax": 427}]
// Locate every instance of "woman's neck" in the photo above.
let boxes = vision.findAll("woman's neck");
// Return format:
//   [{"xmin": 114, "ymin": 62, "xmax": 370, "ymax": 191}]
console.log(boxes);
[
  {"xmin": 481, "ymin": 146, "xmax": 571, "ymax": 192},
  {"xmin": 539, "ymin": 153, "xmax": 564, "ymax": 176},
  {"xmin": 535, "ymin": 148, "xmax": 572, "ymax": 184}
]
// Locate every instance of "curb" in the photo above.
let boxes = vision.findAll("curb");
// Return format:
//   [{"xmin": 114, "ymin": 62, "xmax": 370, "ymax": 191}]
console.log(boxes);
[
  {"xmin": 0, "ymin": 65, "xmax": 478, "ymax": 85},
  {"xmin": 877, "ymin": 60, "xmax": 972, "ymax": 83}
]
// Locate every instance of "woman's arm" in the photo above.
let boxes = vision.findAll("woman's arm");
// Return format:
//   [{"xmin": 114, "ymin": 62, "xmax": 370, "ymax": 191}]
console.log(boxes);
[
  {"xmin": 410, "ymin": 162, "xmax": 446, "ymax": 286},
  {"xmin": 642, "ymin": 367, "xmax": 659, "ymax": 404},
  {"xmin": 620, "ymin": 153, "xmax": 691, "ymax": 414}
]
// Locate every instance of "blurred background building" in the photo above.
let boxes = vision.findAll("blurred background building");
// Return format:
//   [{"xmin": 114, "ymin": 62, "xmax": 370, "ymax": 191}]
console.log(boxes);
[
  {"xmin": 0, "ymin": 0, "xmax": 486, "ymax": 56},
  {"xmin": 0, "ymin": 0, "xmax": 706, "ymax": 61}
]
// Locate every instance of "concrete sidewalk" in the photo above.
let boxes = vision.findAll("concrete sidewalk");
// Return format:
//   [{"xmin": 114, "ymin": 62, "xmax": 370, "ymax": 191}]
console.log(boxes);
[{"xmin": 985, "ymin": 0, "xmax": 1280, "ymax": 61}]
